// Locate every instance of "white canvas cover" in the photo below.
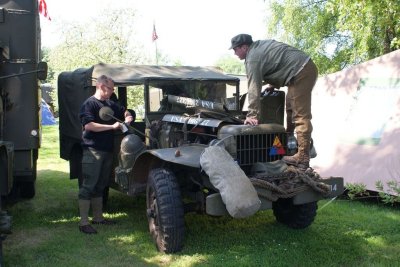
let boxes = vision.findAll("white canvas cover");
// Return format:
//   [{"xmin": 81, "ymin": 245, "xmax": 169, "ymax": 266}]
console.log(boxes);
[{"xmin": 200, "ymin": 146, "xmax": 261, "ymax": 218}]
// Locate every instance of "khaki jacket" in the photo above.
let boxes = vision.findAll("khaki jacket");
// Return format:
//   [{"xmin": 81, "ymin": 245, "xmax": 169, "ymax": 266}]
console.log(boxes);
[{"xmin": 245, "ymin": 39, "xmax": 309, "ymax": 118}]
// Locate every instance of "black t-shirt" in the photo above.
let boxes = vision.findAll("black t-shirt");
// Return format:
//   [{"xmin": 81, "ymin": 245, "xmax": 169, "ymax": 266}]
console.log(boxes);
[{"xmin": 79, "ymin": 96, "xmax": 125, "ymax": 152}]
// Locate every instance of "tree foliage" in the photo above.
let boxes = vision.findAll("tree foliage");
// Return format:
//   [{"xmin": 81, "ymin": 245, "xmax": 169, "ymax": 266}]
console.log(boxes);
[
  {"xmin": 45, "ymin": 8, "xmax": 147, "ymax": 82},
  {"xmin": 44, "ymin": 8, "xmax": 154, "ymax": 113},
  {"xmin": 267, "ymin": 0, "xmax": 400, "ymax": 74},
  {"xmin": 215, "ymin": 55, "xmax": 246, "ymax": 75}
]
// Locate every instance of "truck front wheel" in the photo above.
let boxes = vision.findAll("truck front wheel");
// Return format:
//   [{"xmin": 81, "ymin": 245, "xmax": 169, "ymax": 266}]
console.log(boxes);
[
  {"xmin": 272, "ymin": 198, "xmax": 317, "ymax": 229},
  {"xmin": 146, "ymin": 168, "xmax": 184, "ymax": 253}
]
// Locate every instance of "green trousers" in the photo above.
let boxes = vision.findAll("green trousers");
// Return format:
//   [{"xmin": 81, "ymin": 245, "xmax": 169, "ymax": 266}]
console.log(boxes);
[{"xmin": 78, "ymin": 148, "xmax": 113, "ymax": 200}]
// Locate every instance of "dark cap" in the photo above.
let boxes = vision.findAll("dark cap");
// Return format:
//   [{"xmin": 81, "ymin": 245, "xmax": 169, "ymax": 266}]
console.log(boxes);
[{"xmin": 229, "ymin": 34, "xmax": 253, "ymax": 49}]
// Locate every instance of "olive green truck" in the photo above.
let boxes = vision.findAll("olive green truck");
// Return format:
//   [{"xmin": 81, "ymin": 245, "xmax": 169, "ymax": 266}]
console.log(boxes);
[
  {"xmin": 0, "ymin": 0, "xmax": 47, "ymax": 263},
  {"xmin": 58, "ymin": 63, "xmax": 344, "ymax": 253}
]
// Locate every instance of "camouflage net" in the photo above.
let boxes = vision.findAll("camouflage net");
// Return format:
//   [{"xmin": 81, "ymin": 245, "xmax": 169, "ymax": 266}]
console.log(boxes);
[{"xmin": 249, "ymin": 166, "xmax": 331, "ymax": 201}]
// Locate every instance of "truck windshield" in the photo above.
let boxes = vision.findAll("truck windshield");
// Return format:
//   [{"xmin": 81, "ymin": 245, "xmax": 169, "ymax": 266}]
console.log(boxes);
[{"xmin": 148, "ymin": 80, "xmax": 237, "ymax": 112}]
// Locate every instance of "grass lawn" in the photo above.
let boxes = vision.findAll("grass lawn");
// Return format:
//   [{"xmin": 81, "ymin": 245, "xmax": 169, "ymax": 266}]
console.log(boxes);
[{"xmin": 3, "ymin": 125, "xmax": 400, "ymax": 266}]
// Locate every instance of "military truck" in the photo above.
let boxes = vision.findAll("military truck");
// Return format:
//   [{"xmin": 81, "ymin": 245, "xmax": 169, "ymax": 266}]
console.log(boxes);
[
  {"xmin": 0, "ymin": 0, "xmax": 47, "ymax": 263},
  {"xmin": 58, "ymin": 63, "xmax": 343, "ymax": 253}
]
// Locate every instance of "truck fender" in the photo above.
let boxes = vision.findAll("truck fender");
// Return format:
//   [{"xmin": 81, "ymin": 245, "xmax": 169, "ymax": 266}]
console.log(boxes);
[{"xmin": 132, "ymin": 145, "xmax": 205, "ymax": 184}]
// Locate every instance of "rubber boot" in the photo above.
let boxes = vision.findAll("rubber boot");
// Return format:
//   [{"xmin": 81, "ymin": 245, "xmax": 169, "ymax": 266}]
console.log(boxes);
[
  {"xmin": 78, "ymin": 199, "xmax": 97, "ymax": 234},
  {"xmin": 91, "ymin": 197, "xmax": 105, "ymax": 222},
  {"xmin": 282, "ymin": 133, "xmax": 311, "ymax": 171},
  {"xmin": 79, "ymin": 199, "xmax": 91, "ymax": 226},
  {"xmin": 91, "ymin": 197, "xmax": 116, "ymax": 225}
]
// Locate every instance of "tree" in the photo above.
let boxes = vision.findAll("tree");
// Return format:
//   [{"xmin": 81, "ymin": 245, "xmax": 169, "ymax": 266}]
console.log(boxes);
[
  {"xmin": 267, "ymin": 0, "xmax": 400, "ymax": 74},
  {"xmin": 215, "ymin": 55, "xmax": 246, "ymax": 75},
  {"xmin": 44, "ymin": 8, "xmax": 181, "ymax": 114},
  {"xmin": 44, "ymin": 8, "xmax": 151, "ymax": 113},
  {"xmin": 45, "ymin": 9, "xmax": 147, "ymax": 80}
]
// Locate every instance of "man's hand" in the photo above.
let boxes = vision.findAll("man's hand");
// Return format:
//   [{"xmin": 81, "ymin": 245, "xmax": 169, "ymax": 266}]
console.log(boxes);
[
  {"xmin": 265, "ymin": 84, "xmax": 275, "ymax": 92},
  {"xmin": 112, "ymin": 122, "xmax": 121, "ymax": 130},
  {"xmin": 124, "ymin": 115, "xmax": 133, "ymax": 124},
  {"xmin": 244, "ymin": 117, "xmax": 259, "ymax": 125},
  {"xmin": 261, "ymin": 84, "xmax": 276, "ymax": 96}
]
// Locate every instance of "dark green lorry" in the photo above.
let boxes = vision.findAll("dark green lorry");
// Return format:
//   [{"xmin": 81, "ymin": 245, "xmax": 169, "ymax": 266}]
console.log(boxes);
[
  {"xmin": 0, "ymin": 0, "xmax": 47, "ymax": 264},
  {"xmin": 58, "ymin": 63, "xmax": 344, "ymax": 253}
]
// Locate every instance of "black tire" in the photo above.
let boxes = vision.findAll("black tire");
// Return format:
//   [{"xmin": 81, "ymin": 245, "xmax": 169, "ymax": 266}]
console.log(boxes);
[
  {"xmin": 19, "ymin": 150, "xmax": 37, "ymax": 199},
  {"xmin": 146, "ymin": 168, "xmax": 184, "ymax": 253},
  {"xmin": 0, "ymin": 149, "xmax": 8, "ymax": 198},
  {"xmin": 19, "ymin": 180, "xmax": 35, "ymax": 199},
  {"xmin": 272, "ymin": 198, "xmax": 317, "ymax": 229},
  {"xmin": 0, "ymin": 233, "xmax": 3, "ymax": 267}
]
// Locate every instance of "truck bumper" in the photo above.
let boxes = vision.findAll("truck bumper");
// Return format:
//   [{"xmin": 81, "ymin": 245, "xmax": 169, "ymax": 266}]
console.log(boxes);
[{"xmin": 205, "ymin": 176, "xmax": 344, "ymax": 216}]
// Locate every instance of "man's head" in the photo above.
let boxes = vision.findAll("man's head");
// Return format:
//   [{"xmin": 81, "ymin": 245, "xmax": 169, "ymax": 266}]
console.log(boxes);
[
  {"xmin": 229, "ymin": 34, "xmax": 253, "ymax": 50},
  {"xmin": 95, "ymin": 74, "xmax": 115, "ymax": 100},
  {"xmin": 230, "ymin": 34, "xmax": 253, "ymax": 60}
]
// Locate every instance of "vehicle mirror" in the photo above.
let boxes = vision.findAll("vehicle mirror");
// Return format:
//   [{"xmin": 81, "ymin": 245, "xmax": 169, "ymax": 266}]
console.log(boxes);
[{"xmin": 37, "ymin": 62, "xmax": 48, "ymax": 80}]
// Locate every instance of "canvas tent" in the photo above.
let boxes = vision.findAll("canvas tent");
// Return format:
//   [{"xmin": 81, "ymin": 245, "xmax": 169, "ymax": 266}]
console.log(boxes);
[
  {"xmin": 311, "ymin": 49, "xmax": 400, "ymax": 193},
  {"xmin": 41, "ymin": 98, "xmax": 56, "ymax": 125}
]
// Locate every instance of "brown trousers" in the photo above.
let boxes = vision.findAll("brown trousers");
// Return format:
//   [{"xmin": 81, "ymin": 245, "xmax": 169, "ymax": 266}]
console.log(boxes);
[{"xmin": 285, "ymin": 59, "xmax": 318, "ymax": 135}]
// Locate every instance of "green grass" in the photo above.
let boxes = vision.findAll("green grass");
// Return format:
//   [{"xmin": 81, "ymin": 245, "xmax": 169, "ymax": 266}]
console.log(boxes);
[{"xmin": 3, "ymin": 125, "xmax": 400, "ymax": 266}]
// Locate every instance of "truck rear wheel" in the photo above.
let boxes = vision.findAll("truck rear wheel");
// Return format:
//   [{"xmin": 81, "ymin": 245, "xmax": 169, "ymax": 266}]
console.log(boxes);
[
  {"xmin": 146, "ymin": 168, "xmax": 184, "ymax": 253},
  {"xmin": 272, "ymin": 198, "xmax": 317, "ymax": 229},
  {"xmin": 18, "ymin": 150, "xmax": 37, "ymax": 199},
  {"xmin": 18, "ymin": 180, "xmax": 36, "ymax": 199}
]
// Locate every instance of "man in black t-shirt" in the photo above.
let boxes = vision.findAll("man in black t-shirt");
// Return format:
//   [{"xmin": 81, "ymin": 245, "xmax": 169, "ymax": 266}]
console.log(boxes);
[{"xmin": 78, "ymin": 74, "xmax": 134, "ymax": 234}]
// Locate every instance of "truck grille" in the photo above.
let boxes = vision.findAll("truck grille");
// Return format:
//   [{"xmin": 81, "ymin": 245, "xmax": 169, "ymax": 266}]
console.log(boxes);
[{"xmin": 235, "ymin": 133, "xmax": 287, "ymax": 171}]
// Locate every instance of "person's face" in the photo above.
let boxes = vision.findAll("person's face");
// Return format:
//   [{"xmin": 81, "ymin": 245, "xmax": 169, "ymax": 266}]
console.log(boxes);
[
  {"xmin": 233, "ymin": 45, "xmax": 247, "ymax": 60},
  {"xmin": 100, "ymin": 80, "xmax": 115, "ymax": 99}
]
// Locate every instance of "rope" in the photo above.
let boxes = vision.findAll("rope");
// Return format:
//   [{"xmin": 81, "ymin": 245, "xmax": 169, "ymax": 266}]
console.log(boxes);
[{"xmin": 250, "ymin": 166, "xmax": 331, "ymax": 201}]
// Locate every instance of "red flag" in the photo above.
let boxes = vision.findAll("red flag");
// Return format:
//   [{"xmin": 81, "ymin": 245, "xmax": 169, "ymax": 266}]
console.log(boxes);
[
  {"xmin": 38, "ymin": 0, "xmax": 51, "ymax": 21},
  {"xmin": 152, "ymin": 24, "xmax": 158, "ymax": 42}
]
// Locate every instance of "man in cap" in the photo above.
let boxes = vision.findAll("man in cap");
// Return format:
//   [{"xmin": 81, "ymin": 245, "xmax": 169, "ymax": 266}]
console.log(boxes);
[{"xmin": 230, "ymin": 33, "xmax": 318, "ymax": 170}]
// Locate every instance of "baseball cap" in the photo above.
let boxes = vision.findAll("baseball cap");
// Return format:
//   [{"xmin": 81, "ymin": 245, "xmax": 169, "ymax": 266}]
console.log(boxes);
[{"xmin": 229, "ymin": 34, "xmax": 253, "ymax": 49}]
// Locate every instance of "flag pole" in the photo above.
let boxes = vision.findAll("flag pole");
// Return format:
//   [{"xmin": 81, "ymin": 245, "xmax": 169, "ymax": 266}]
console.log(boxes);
[
  {"xmin": 152, "ymin": 21, "xmax": 159, "ymax": 65},
  {"xmin": 155, "ymin": 40, "xmax": 158, "ymax": 65}
]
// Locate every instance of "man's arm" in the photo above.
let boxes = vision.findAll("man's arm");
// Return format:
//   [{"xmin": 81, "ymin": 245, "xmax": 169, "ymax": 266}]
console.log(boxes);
[
  {"xmin": 84, "ymin": 121, "xmax": 121, "ymax": 132},
  {"xmin": 245, "ymin": 61, "xmax": 263, "ymax": 125}
]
